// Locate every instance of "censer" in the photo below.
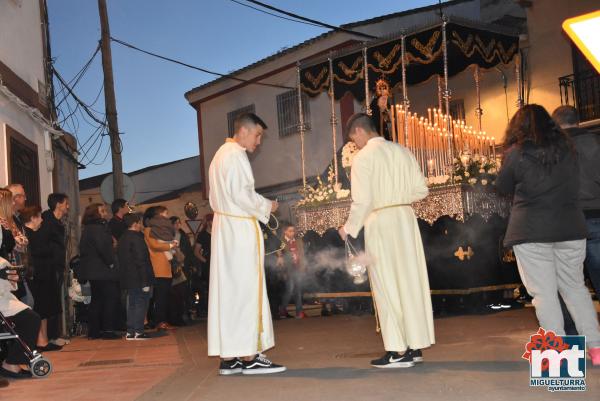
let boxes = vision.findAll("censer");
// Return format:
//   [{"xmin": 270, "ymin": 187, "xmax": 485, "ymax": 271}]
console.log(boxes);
[{"xmin": 345, "ymin": 239, "xmax": 370, "ymax": 284}]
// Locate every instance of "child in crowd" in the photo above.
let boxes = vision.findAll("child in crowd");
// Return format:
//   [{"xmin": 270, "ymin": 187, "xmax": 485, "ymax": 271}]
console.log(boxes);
[{"xmin": 118, "ymin": 213, "xmax": 155, "ymax": 340}]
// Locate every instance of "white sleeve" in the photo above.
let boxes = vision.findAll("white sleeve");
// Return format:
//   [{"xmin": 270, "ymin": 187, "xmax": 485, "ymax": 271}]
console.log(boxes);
[
  {"xmin": 344, "ymin": 155, "xmax": 373, "ymax": 238},
  {"xmin": 229, "ymin": 152, "xmax": 272, "ymax": 224}
]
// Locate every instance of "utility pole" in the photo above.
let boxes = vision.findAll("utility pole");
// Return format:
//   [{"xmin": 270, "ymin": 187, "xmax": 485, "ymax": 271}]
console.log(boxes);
[{"xmin": 98, "ymin": 0, "xmax": 124, "ymax": 200}]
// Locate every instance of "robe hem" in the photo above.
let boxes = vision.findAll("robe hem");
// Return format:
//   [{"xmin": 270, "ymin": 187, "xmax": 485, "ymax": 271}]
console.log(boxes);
[{"xmin": 208, "ymin": 344, "xmax": 275, "ymax": 358}]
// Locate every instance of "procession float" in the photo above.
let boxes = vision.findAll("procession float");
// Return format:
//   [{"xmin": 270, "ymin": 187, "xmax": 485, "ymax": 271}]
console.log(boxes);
[{"xmin": 289, "ymin": 16, "xmax": 525, "ymax": 313}]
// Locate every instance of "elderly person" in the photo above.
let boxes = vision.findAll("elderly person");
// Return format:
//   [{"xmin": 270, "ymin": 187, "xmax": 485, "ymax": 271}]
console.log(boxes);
[
  {"xmin": 0, "ymin": 257, "xmax": 41, "ymax": 379},
  {"xmin": 21, "ymin": 206, "xmax": 62, "ymax": 351},
  {"xmin": 497, "ymin": 104, "xmax": 600, "ymax": 366}
]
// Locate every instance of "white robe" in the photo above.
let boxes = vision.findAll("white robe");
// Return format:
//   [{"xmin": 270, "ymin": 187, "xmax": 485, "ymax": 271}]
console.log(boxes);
[
  {"xmin": 207, "ymin": 140, "xmax": 274, "ymax": 358},
  {"xmin": 344, "ymin": 137, "xmax": 435, "ymax": 352}
]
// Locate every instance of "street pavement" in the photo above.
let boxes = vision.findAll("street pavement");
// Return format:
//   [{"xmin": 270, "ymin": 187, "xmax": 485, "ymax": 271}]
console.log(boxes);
[{"xmin": 5, "ymin": 307, "xmax": 599, "ymax": 401}]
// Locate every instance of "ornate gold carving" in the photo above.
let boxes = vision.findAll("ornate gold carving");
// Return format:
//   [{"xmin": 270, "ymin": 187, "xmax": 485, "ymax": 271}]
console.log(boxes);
[
  {"xmin": 411, "ymin": 31, "xmax": 441, "ymax": 59},
  {"xmin": 475, "ymin": 36, "xmax": 496, "ymax": 59},
  {"xmin": 338, "ymin": 58, "xmax": 363, "ymax": 78},
  {"xmin": 304, "ymin": 68, "xmax": 328, "ymax": 88},
  {"xmin": 294, "ymin": 185, "xmax": 511, "ymax": 237},
  {"xmin": 451, "ymin": 31, "xmax": 517, "ymax": 65},
  {"xmin": 497, "ymin": 42, "xmax": 518, "ymax": 64},
  {"xmin": 373, "ymin": 44, "xmax": 401, "ymax": 69},
  {"xmin": 454, "ymin": 246, "xmax": 474, "ymax": 261},
  {"xmin": 412, "ymin": 184, "xmax": 464, "ymax": 225},
  {"xmin": 452, "ymin": 32, "xmax": 474, "ymax": 55}
]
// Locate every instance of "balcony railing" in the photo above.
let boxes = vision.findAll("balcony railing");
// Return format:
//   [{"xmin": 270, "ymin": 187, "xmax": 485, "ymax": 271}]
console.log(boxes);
[{"xmin": 559, "ymin": 71, "xmax": 600, "ymax": 123}]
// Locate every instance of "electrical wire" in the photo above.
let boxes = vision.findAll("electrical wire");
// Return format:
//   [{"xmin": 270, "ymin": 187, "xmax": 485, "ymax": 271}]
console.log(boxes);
[
  {"xmin": 244, "ymin": 0, "xmax": 377, "ymax": 40},
  {"xmin": 110, "ymin": 37, "xmax": 293, "ymax": 90},
  {"xmin": 53, "ymin": 68, "xmax": 107, "ymax": 127},
  {"xmin": 227, "ymin": 0, "xmax": 323, "ymax": 28},
  {"xmin": 54, "ymin": 44, "xmax": 101, "ymax": 107}
]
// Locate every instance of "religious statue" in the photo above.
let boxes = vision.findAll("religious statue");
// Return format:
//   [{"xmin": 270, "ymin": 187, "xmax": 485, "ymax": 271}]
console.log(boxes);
[{"xmin": 369, "ymin": 77, "xmax": 392, "ymax": 141}]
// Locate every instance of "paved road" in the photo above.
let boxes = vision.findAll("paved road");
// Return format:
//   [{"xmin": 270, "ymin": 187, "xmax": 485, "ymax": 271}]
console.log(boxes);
[{"xmin": 6, "ymin": 307, "xmax": 599, "ymax": 401}]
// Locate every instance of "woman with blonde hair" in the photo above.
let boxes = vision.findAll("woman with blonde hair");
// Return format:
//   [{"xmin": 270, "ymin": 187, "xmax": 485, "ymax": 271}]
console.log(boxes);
[{"xmin": 0, "ymin": 188, "xmax": 26, "ymax": 261}]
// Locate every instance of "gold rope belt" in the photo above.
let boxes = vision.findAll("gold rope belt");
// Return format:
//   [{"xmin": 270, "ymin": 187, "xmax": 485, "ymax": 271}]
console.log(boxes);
[
  {"xmin": 214, "ymin": 210, "xmax": 264, "ymax": 351},
  {"xmin": 372, "ymin": 203, "xmax": 411, "ymax": 213}
]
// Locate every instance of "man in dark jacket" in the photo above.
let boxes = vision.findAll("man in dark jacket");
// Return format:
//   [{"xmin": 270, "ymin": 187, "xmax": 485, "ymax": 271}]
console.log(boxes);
[
  {"xmin": 39, "ymin": 194, "xmax": 68, "ymax": 278},
  {"xmin": 553, "ymin": 105, "xmax": 600, "ymax": 299},
  {"xmin": 118, "ymin": 213, "xmax": 154, "ymax": 340},
  {"xmin": 109, "ymin": 199, "xmax": 129, "ymax": 240},
  {"xmin": 38, "ymin": 193, "xmax": 69, "ymax": 342}
]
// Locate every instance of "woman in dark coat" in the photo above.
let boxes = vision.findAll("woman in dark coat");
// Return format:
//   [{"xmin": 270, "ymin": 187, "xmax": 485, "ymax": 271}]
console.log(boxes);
[
  {"xmin": 22, "ymin": 206, "xmax": 63, "ymax": 351},
  {"xmin": 79, "ymin": 203, "xmax": 120, "ymax": 339},
  {"xmin": 496, "ymin": 104, "xmax": 600, "ymax": 366}
]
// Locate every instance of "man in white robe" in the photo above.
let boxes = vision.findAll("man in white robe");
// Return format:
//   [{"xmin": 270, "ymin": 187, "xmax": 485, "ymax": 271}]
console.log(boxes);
[
  {"xmin": 339, "ymin": 113, "xmax": 435, "ymax": 368},
  {"xmin": 207, "ymin": 113, "xmax": 286, "ymax": 375}
]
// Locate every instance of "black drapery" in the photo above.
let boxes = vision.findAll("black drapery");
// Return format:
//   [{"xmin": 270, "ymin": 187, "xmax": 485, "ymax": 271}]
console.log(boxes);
[{"xmin": 300, "ymin": 21, "xmax": 519, "ymax": 101}]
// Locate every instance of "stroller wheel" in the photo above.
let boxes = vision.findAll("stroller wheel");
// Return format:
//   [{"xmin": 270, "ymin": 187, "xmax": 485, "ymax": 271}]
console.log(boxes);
[{"xmin": 31, "ymin": 358, "xmax": 52, "ymax": 378}]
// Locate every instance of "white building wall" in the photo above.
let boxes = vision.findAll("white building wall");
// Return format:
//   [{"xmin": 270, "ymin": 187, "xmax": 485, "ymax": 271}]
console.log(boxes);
[
  {"xmin": 0, "ymin": 0, "xmax": 46, "ymax": 90},
  {"xmin": 0, "ymin": 100, "xmax": 53, "ymax": 199},
  {"xmin": 0, "ymin": 0, "xmax": 53, "ymax": 200},
  {"xmin": 79, "ymin": 157, "xmax": 201, "ymax": 206},
  {"xmin": 130, "ymin": 157, "xmax": 201, "ymax": 204},
  {"xmin": 523, "ymin": 0, "xmax": 599, "ymax": 114}
]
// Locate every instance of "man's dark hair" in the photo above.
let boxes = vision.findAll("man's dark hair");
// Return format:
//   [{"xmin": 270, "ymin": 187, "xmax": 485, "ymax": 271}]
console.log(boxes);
[
  {"xmin": 234, "ymin": 113, "xmax": 267, "ymax": 134},
  {"xmin": 123, "ymin": 213, "xmax": 141, "ymax": 228},
  {"xmin": 47, "ymin": 193, "xmax": 68, "ymax": 211},
  {"xmin": 143, "ymin": 205, "xmax": 166, "ymax": 226},
  {"xmin": 552, "ymin": 105, "xmax": 579, "ymax": 127},
  {"xmin": 345, "ymin": 113, "xmax": 377, "ymax": 139},
  {"xmin": 20, "ymin": 205, "xmax": 42, "ymax": 224},
  {"xmin": 82, "ymin": 203, "xmax": 104, "ymax": 225},
  {"xmin": 169, "ymin": 216, "xmax": 180, "ymax": 225},
  {"xmin": 280, "ymin": 221, "xmax": 294, "ymax": 230},
  {"xmin": 111, "ymin": 198, "xmax": 128, "ymax": 214}
]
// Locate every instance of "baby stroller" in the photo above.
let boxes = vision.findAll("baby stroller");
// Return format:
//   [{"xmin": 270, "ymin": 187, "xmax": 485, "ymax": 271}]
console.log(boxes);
[
  {"xmin": 0, "ymin": 310, "xmax": 52, "ymax": 378},
  {"xmin": 68, "ymin": 256, "xmax": 91, "ymax": 337}
]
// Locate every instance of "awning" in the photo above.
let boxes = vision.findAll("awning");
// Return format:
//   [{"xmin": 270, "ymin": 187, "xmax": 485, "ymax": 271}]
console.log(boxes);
[{"xmin": 300, "ymin": 18, "xmax": 520, "ymax": 101}]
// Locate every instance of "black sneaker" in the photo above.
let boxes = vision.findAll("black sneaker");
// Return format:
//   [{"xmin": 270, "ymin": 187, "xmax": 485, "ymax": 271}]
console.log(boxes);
[
  {"xmin": 126, "ymin": 332, "xmax": 150, "ymax": 341},
  {"xmin": 370, "ymin": 351, "xmax": 415, "ymax": 368},
  {"xmin": 219, "ymin": 358, "xmax": 243, "ymax": 376},
  {"xmin": 242, "ymin": 355, "xmax": 287, "ymax": 375},
  {"xmin": 101, "ymin": 331, "xmax": 122, "ymax": 340},
  {"xmin": 409, "ymin": 349, "xmax": 423, "ymax": 363}
]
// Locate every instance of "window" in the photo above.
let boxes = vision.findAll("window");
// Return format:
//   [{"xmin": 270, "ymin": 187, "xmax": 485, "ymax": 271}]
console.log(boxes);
[
  {"xmin": 276, "ymin": 90, "xmax": 310, "ymax": 138},
  {"xmin": 227, "ymin": 104, "xmax": 255, "ymax": 137},
  {"xmin": 6, "ymin": 126, "xmax": 41, "ymax": 207}
]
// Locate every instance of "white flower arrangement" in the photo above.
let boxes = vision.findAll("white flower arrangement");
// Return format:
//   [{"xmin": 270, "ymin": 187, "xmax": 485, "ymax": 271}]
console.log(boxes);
[
  {"xmin": 427, "ymin": 175, "xmax": 450, "ymax": 186},
  {"xmin": 297, "ymin": 165, "xmax": 351, "ymax": 207},
  {"xmin": 452, "ymin": 151, "xmax": 501, "ymax": 187}
]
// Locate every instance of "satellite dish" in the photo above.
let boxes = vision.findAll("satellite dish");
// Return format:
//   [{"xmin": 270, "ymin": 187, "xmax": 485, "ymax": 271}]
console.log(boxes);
[{"xmin": 100, "ymin": 173, "xmax": 135, "ymax": 205}]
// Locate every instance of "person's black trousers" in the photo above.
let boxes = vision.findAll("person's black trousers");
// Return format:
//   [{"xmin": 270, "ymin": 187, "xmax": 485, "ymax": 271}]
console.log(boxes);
[
  {"xmin": 152, "ymin": 278, "xmax": 172, "ymax": 325},
  {"xmin": 5, "ymin": 308, "xmax": 41, "ymax": 364},
  {"xmin": 88, "ymin": 280, "xmax": 120, "ymax": 337}
]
